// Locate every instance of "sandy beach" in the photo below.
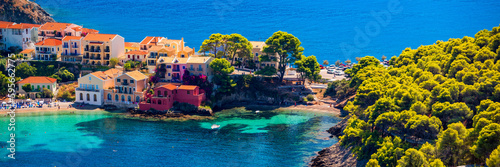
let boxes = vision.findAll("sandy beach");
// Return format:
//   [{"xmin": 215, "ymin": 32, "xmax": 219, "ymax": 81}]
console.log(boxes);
[{"xmin": 0, "ymin": 102, "xmax": 105, "ymax": 115}]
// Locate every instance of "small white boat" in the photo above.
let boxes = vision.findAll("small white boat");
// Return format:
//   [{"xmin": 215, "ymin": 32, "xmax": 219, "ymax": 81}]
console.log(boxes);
[
  {"xmin": 256, "ymin": 110, "xmax": 260, "ymax": 114},
  {"xmin": 211, "ymin": 124, "xmax": 220, "ymax": 129}
]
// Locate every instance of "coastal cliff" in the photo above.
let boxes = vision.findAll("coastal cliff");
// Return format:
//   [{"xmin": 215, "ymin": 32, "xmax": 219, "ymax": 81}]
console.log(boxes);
[{"xmin": 0, "ymin": 0, "xmax": 55, "ymax": 24}]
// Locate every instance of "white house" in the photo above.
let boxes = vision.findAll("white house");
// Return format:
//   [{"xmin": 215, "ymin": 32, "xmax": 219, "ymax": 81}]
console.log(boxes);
[
  {"xmin": 0, "ymin": 21, "xmax": 40, "ymax": 51},
  {"xmin": 75, "ymin": 69, "xmax": 122, "ymax": 106}
]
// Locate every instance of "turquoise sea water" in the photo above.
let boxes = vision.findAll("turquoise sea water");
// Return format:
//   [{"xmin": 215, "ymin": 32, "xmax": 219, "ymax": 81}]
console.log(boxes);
[
  {"xmin": 0, "ymin": 108, "xmax": 339, "ymax": 166},
  {"xmin": 36, "ymin": 0, "xmax": 500, "ymax": 63}
]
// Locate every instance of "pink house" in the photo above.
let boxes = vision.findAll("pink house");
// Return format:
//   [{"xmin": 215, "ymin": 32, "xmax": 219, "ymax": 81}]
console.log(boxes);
[{"xmin": 139, "ymin": 84, "xmax": 205, "ymax": 111}]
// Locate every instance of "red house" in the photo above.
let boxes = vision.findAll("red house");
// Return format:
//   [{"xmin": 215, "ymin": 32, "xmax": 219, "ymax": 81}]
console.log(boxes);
[{"xmin": 139, "ymin": 84, "xmax": 205, "ymax": 111}]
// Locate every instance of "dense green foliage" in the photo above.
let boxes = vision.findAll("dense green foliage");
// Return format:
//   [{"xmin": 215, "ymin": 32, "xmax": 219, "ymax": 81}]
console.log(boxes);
[
  {"xmin": 295, "ymin": 55, "xmax": 321, "ymax": 82},
  {"xmin": 262, "ymin": 31, "xmax": 304, "ymax": 83},
  {"xmin": 198, "ymin": 33, "xmax": 252, "ymax": 65},
  {"xmin": 210, "ymin": 58, "xmax": 236, "ymax": 95},
  {"xmin": 340, "ymin": 25, "xmax": 500, "ymax": 166}
]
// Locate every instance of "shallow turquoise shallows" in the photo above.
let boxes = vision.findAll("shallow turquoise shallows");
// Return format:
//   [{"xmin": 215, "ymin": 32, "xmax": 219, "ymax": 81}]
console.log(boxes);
[{"xmin": 0, "ymin": 108, "xmax": 339, "ymax": 166}]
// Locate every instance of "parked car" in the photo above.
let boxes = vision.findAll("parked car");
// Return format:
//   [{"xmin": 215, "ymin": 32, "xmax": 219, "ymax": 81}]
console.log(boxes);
[
  {"xmin": 327, "ymin": 69, "xmax": 335, "ymax": 74},
  {"xmin": 334, "ymin": 70, "xmax": 344, "ymax": 75}
]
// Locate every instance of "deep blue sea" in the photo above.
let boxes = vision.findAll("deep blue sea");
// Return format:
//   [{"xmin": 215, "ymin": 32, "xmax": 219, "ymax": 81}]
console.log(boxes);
[
  {"xmin": 0, "ymin": 109, "xmax": 339, "ymax": 166},
  {"xmin": 36, "ymin": 0, "xmax": 500, "ymax": 63}
]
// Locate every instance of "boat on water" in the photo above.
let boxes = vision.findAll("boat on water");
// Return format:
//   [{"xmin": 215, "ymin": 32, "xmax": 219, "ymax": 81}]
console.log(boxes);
[
  {"xmin": 256, "ymin": 110, "xmax": 260, "ymax": 113},
  {"xmin": 211, "ymin": 124, "xmax": 220, "ymax": 129}
]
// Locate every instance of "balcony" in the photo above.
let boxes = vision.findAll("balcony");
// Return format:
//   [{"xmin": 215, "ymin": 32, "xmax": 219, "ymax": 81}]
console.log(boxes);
[
  {"xmin": 197, "ymin": 68, "xmax": 203, "ymax": 71},
  {"xmin": 84, "ymin": 48, "xmax": 89, "ymax": 51},
  {"xmin": 76, "ymin": 88, "xmax": 100, "ymax": 92},
  {"xmin": 189, "ymin": 68, "xmax": 195, "ymax": 71},
  {"xmin": 93, "ymin": 57, "xmax": 101, "ymax": 60},
  {"xmin": 104, "ymin": 56, "xmax": 110, "ymax": 60},
  {"xmin": 122, "ymin": 82, "xmax": 129, "ymax": 85},
  {"xmin": 38, "ymin": 50, "xmax": 52, "ymax": 54},
  {"xmin": 104, "ymin": 49, "xmax": 110, "ymax": 52},
  {"xmin": 90, "ymin": 49, "xmax": 101, "ymax": 52},
  {"xmin": 83, "ymin": 55, "xmax": 90, "ymax": 59},
  {"xmin": 63, "ymin": 45, "xmax": 69, "ymax": 48},
  {"xmin": 172, "ymin": 68, "xmax": 180, "ymax": 72}
]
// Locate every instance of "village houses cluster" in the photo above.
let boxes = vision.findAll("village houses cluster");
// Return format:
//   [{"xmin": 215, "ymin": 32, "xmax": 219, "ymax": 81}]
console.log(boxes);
[{"xmin": 1, "ymin": 21, "xmax": 278, "ymax": 111}]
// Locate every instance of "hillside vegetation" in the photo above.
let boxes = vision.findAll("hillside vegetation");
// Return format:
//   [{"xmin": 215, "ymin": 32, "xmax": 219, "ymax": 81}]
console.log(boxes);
[
  {"xmin": 0, "ymin": 0, "xmax": 55, "ymax": 24},
  {"xmin": 341, "ymin": 25, "xmax": 500, "ymax": 166}
]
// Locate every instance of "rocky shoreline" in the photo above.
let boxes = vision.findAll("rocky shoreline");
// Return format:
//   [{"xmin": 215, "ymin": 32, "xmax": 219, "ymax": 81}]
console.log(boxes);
[
  {"xmin": 310, "ymin": 111, "xmax": 367, "ymax": 167},
  {"xmin": 0, "ymin": 0, "xmax": 55, "ymax": 24}
]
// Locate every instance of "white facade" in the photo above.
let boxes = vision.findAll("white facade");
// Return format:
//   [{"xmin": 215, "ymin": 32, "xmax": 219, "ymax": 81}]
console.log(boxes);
[
  {"xmin": 3, "ymin": 25, "xmax": 39, "ymax": 51},
  {"xmin": 75, "ymin": 73, "xmax": 106, "ymax": 106},
  {"xmin": 111, "ymin": 35, "xmax": 125, "ymax": 59}
]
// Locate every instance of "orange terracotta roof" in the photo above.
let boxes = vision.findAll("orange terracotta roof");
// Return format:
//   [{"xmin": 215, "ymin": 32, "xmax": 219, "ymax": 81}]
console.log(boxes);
[
  {"xmin": 103, "ymin": 68, "xmax": 123, "ymax": 78},
  {"xmin": 84, "ymin": 34, "xmax": 118, "ymax": 41},
  {"xmin": 148, "ymin": 45, "xmax": 164, "ymax": 52},
  {"xmin": 174, "ymin": 57, "xmax": 189, "ymax": 64},
  {"xmin": 125, "ymin": 71, "xmax": 147, "ymax": 80},
  {"xmin": 182, "ymin": 46, "xmax": 194, "ymax": 53},
  {"xmin": 17, "ymin": 76, "xmax": 57, "ymax": 84},
  {"xmin": 20, "ymin": 49, "xmax": 35, "ymax": 54},
  {"xmin": 72, "ymin": 27, "xmax": 81, "ymax": 31},
  {"xmin": 62, "ymin": 36, "xmax": 82, "ymax": 41},
  {"xmin": 40, "ymin": 22, "xmax": 73, "ymax": 31},
  {"xmin": 0, "ymin": 21, "xmax": 15, "ymax": 29},
  {"xmin": 90, "ymin": 71, "xmax": 109, "ymax": 80},
  {"xmin": 35, "ymin": 39, "xmax": 62, "ymax": 46},
  {"xmin": 187, "ymin": 56, "xmax": 212, "ymax": 64},
  {"xmin": 160, "ymin": 84, "xmax": 178, "ymax": 90},
  {"xmin": 81, "ymin": 28, "xmax": 99, "ymax": 34},
  {"xmin": 250, "ymin": 41, "xmax": 266, "ymax": 50},
  {"xmin": 125, "ymin": 50, "xmax": 148, "ymax": 55},
  {"xmin": 125, "ymin": 42, "xmax": 139, "ymax": 47},
  {"xmin": 178, "ymin": 85, "xmax": 198, "ymax": 90},
  {"xmin": 140, "ymin": 36, "xmax": 163, "ymax": 45},
  {"xmin": 8, "ymin": 23, "xmax": 40, "ymax": 29}
]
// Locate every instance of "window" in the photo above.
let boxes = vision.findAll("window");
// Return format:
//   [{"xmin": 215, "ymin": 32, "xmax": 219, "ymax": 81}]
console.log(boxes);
[
  {"xmin": 167, "ymin": 65, "xmax": 171, "ymax": 68},
  {"xmin": 115, "ymin": 94, "xmax": 119, "ymax": 102},
  {"xmin": 164, "ymin": 91, "xmax": 168, "ymax": 96},
  {"xmin": 108, "ymin": 94, "xmax": 112, "ymax": 100},
  {"xmin": 187, "ymin": 91, "xmax": 190, "ymax": 94},
  {"xmin": 158, "ymin": 91, "xmax": 161, "ymax": 96},
  {"xmin": 96, "ymin": 85, "xmax": 99, "ymax": 90},
  {"xmin": 183, "ymin": 66, "xmax": 185, "ymax": 69},
  {"xmin": 190, "ymin": 65, "xmax": 193, "ymax": 69},
  {"xmin": 199, "ymin": 65, "xmax": 202, "ymax": 70},
  {"xmin": 136, "ymin": 96, "xmax": 140, "ymax": 102},
  {"xmin": 168, "ymin": 73, "xmax": 170, "ymax": 76},
  {"xmin": 158, "ymin": 100, "xmax": 162, "ymax": 104},
  {"xmin": 121, "ymin": 95, "xmax": 125, "ymax": 102},
  {"xmin": 256, "ymin": 53, "xmax": 259, "ymax": 57},
  {"xmin": 128, "ymin": 55, "xmax": 130, "ymax": 58},
  {"xmin": 128, "ymin": 96, "xmax": 131, "ymax": 102},
  {"xmin": 94, "ymin": 94, "xmax": 97, "ymax": 101},
  {"xmin": 80, "ymin": 93, "xmax": 83, "ymax": 100},
  {"xmin": 48, "ymin": 85, "xmax": 50, "ymax": 89},
  {"xmin": 130, "ymin": 80, "xmax": 134, "ymax": 83},
  {"xmin": 117, "ymin": 79, "xmax": 121, "ymax": 82},
  {"xmin": 87, "ymin": 93, "xmax": 90, "ymax": 101},
  {"xmin": 181, "ymin": 54, "xmax": 185, "ymax": 58}
]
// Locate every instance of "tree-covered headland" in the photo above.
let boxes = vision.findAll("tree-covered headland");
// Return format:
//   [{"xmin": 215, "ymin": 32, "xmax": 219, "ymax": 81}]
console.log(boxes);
[{"xmin": 339, "ymin": 25, "xmax": 500, "ymax": 166}]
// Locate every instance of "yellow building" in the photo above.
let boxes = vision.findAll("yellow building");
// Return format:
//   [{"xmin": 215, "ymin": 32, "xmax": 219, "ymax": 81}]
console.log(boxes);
[
  {"xmin": 125, "ymin": 42, "xmax": 140, "ymax": 53},
  {"xmin": 34, "ymin": 38, "xmax": 62, "ymax": 61},
  {"xmin": 82, "ymin": 34, "xmax": 125, "ymax": 66},
  {"xmin": 104, "ymin": 71, "xmax": 148, "ymax": 105},
  {"xmin": 233, "ymin": 41, "xmax": 278, "ymax": 69}
]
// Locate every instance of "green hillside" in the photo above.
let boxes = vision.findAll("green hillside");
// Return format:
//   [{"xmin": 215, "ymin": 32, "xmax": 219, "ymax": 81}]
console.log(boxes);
[{"xmin": 341, "ymin": 25, "xmax": 500, "ymax": 167}]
